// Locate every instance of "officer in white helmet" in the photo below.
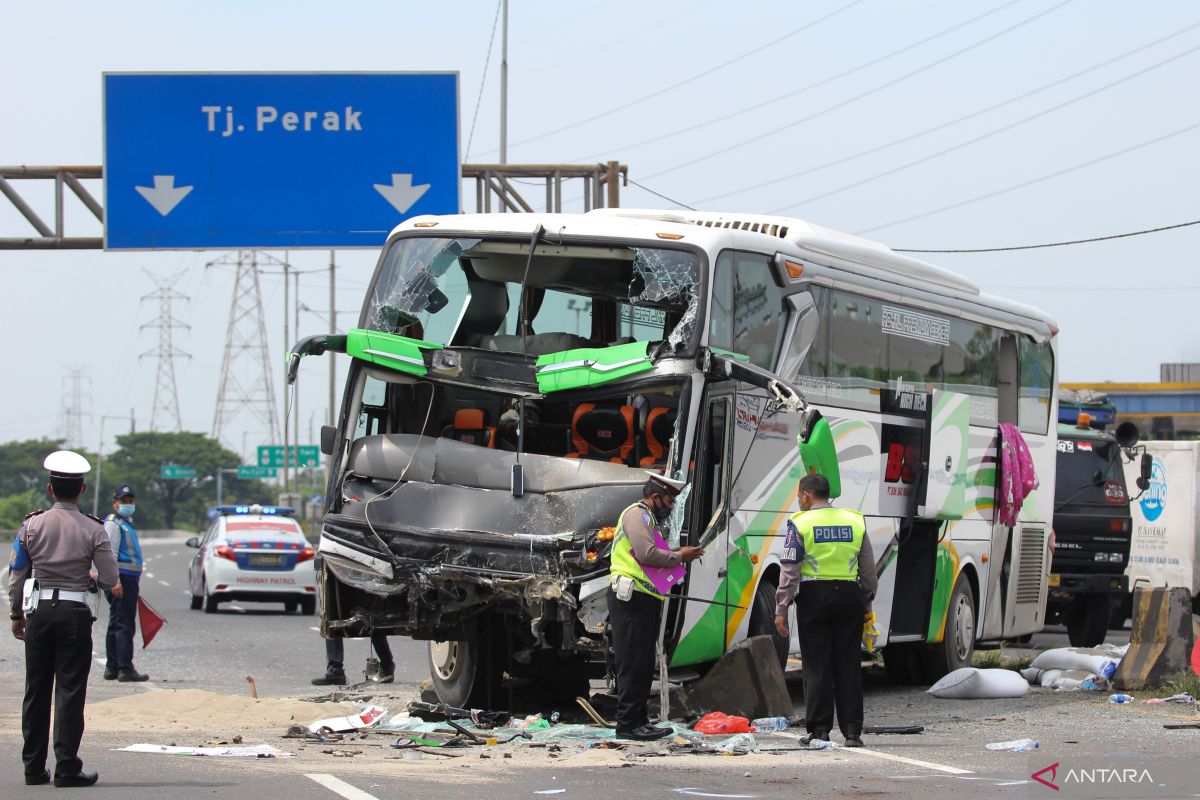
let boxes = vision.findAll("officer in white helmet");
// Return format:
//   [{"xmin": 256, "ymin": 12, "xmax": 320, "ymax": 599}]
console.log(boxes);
[{"xmin": 8, "ymin": 450, "xmax": 120, "ymax": 787}]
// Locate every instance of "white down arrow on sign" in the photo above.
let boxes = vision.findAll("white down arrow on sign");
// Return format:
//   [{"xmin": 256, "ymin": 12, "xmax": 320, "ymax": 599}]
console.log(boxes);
[
  {"xmin": 373, "ymin": 173, "xmax": 431, "ymax": 214},
  {"xmin": 135, "ymin": 175, "xmax": 194, "ymax": 216}
]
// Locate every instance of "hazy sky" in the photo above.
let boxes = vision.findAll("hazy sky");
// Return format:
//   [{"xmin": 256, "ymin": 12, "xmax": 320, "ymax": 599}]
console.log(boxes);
[{"xmin": 3, "ymin": 0, "xmax": 1198, "ymax": 461}]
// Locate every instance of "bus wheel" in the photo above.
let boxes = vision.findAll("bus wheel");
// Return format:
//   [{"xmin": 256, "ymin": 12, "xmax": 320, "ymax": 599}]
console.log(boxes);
[
  {"xmin": 1066, "ymin": 593, "xmax": 1110, "ymax": 647},
  {"xmin": 921, "ymin": 573, "xmax": 976, "ymax": 682},
  {"xmin": 428, "ymin": 621, "xmax": 504, "ymax": 708},
  {"xmin": 747, "ymin": 577, "xmax": 788, "ymax": 670}
]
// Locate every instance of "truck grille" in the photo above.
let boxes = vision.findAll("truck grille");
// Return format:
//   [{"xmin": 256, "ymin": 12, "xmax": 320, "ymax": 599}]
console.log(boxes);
[{"xmin": 1016, "ymin": 527, "xmax": 1045, "ymax": 605}]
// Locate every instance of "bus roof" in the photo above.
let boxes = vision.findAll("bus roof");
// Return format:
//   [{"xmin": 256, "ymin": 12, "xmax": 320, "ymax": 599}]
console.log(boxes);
[{"xmin": 392, "ymin": 210, "xmax": 1057, "ymax": 335}]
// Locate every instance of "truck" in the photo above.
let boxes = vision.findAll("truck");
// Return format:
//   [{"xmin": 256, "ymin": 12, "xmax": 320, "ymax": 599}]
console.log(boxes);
[
  {"xmin": 1123, "ymin": 440, "xmax": 1200, "ymax": 614},
  {"xmin": 1048, "ymin": 395, "xmax": 1151, "ymax": 645}
]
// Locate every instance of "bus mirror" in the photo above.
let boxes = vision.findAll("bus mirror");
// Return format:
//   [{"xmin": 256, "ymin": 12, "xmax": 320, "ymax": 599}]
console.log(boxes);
[
  {"xmin": 797, "ymin": 409, "xmax": 842, "ymax": 499},
  {"xmin": 1115, "ymin": 421, "xmax": 1140, "ymax": 449},
  {"xmin": 425, "ymin": 288, "xmax": 449, "ymax": 314},
  {"xmin": 320, "ymin": 425, "xmax": 337, "ymax": 456},
  {"xmin": 286, "ymin": 334, "xmax": 348, "ymax": 385}
]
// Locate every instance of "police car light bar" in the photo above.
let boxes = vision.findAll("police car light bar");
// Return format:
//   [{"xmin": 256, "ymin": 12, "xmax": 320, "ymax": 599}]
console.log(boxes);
[{"xmin": 213, "ymin": 504, "xmax": 296, "ymax": 517}]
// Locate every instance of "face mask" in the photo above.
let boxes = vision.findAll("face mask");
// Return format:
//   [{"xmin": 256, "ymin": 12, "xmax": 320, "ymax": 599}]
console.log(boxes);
[
  {"xmin": 652, "ymin": 497, "xmax": 671, "ymax": 523},
  {"xmin": 118, "ymin": 504, "xmax": 136, "ymax": 518}
]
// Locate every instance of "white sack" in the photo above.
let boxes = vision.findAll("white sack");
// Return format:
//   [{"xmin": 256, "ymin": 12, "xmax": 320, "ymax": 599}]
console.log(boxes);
[
  {"xmin": 927, "ymin": 667, "xmax": 1030, "ymax": 699},
  {"xmin": 1028, "ymin": 647, "xmax": 1119, "ymax": 678}
]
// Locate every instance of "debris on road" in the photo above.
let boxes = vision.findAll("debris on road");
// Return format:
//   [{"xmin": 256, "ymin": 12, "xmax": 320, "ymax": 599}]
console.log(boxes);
[
  {"xmin": 1142, "ymin": 693, "xmax": 1196, "ymax": 705},
  {"xmin": 693, "ymin": 712, "xmax": 753, "ymax": 734},
  {"xmin": 116, "ymin": 743, "xmax": 293, "ymax": 758},
  {"xmin": 307, "ymin": 704, "xmax": 388, "ymax": 734},
  {"xmin": 985, "ymin": 738, "xmax": 1039, "ymax": 752},
  {"xmin": 246, "ymin": 675, "xmax": 258, "ymax": 699}
]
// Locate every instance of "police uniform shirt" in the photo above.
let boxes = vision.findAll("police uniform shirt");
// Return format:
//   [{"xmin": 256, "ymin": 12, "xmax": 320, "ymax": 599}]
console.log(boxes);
[
  {"xmin": 620, "ymin": 505, "xmax": 682, "ymax": 568},
  {"xmin": 8, "ymin": 503, "xmax": 120, "ymax": 617},
  {"xmin": 774, "ymin": 509, "xmax": 879, "ymax": 616}
]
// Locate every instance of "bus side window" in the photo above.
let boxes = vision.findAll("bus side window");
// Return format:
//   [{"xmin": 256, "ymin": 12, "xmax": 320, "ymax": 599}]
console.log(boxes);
[
  {"xmin": 708, "ymin": 252, "xmax": 735, "ymax": 352},
  {"xmin": 707, "ymin": 251, "xmax": 784, "ymax": 371},
  {"xmin": 1018, "ymin": 337, "xmax": 1054, "ymax": 434},
  {"xmin": 353, "ymin": 375, "xmax": 388, "ymax": 441}
]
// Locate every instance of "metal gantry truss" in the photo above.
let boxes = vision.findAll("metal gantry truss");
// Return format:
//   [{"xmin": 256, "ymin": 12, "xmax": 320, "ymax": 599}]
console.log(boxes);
[{"xmin": 0, "ymin": 162, "xmax": 627, "ymax": 249}]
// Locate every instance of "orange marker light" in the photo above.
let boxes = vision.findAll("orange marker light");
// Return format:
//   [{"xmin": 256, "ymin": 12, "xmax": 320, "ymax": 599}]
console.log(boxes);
[
  {"xmin": 784, "ymin": 260, "xmax": 805, "ymax": 279},
  {"xmin": 656, "ymin": 232, "xmax": 684, "ymax": 240}
]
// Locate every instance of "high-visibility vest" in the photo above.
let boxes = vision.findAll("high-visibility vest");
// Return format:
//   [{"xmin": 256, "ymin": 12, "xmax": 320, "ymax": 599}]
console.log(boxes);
[
  {"xmin": 786, "ymin": 506, "xmax": 866, "ymax": 581},
  {"xmin": 609, "ymin": 502, "xmax": 666, "ymax": 600},
  {"xmin": 104, "ymin": 513, "xmax": 143, "ymax": 575}
]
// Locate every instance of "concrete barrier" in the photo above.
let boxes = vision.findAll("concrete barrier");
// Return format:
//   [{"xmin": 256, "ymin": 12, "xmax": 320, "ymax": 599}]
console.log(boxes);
[
  {"xmin": 1112, "ymin": 587, "xmax": 1196, "ymax": 690},
  {"xmin": 681, "ymin": 635, "xmax": 792, "ymax": 719}
]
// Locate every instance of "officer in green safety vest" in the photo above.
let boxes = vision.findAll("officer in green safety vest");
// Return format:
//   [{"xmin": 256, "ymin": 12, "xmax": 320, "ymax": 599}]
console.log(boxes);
[
  {"xmin": 607, "ymin": 473, "xmax": 704, "ymax": 741},
  {"xmin": 774, "ymin": 474, "xmax": 878, "ymax": 748}
]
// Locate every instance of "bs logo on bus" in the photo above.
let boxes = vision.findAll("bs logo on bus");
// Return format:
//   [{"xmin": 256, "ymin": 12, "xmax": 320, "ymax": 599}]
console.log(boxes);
[{"xmin": 1139, "ymin": 458, "xmax": 1167, "ymax": 522}]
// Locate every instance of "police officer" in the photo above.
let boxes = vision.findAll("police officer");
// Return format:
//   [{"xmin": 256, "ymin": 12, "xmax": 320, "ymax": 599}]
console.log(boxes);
[
  {"xmin": 8, "ymin": 451, "xmax": 120, "ymax": 787},
  {"xmin": 607, "ymin": 473, "xmax": 704, "ymax": 741},
  {"xmin": 774, "ymin": 474, "xmax": 878, "ymax": 748},
  {"xmin": 102, "ymin": 484, "xmax": 149, "ymax": 682}
]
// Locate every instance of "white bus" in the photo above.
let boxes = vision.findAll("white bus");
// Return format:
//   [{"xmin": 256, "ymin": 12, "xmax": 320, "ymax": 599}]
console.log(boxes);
[{"xmin": 288, "ymin": 209, "xmax": 1059, "ymax": 704}]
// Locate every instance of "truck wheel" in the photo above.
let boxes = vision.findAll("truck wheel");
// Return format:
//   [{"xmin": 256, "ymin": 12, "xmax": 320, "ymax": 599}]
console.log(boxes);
[
  {"xmin": 429, "ymin": 621, "xmax": 504, "ymax": 708},
  {"xmin": 1067, "ymin": 593, "xmax": 1110, "ymax": 647},
  {"xmin": 1109, "ymin": 593, "xmax": 1131, "ymax": 630},
  {"xmin": 921, "ymin": 573, "xmax": 976, "ymax": 682},
  {"xmin": 747, "ymin": 577, "xmax": 789, "ymax": 670}
]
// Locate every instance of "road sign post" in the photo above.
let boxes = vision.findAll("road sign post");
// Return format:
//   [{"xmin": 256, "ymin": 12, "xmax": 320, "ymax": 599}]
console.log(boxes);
[
  {"xmin": 104, "ymin": 72, "xmax": 460, "ymax": 250},
  {"xmin": 160, "ymin": 465, "xmax": 197, "ymax": 480}
]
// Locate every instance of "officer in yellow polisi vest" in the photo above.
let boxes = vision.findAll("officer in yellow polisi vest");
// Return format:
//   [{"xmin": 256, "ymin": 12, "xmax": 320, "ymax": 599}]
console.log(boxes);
[
  {"xmin": 775, "ymin": 474, "xmax": 878, "ymax": 748},
  {"xmin": 607, "ymin": 473, "xmax": 704, "ymax": 742}
]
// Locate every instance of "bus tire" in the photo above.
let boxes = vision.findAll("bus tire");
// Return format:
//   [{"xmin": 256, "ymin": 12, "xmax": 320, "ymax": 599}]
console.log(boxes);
[
  {"xmin": 748, "ymin": 577, "xmax": 788, "ymax": 670},
  {"xmin": 921, "ymin": 572, "xmax": 976, "ymax": 682},
  {"xmin": 1066, "ymin": 593, "xmax": 1110, "ymax": 647},
  {"xmin": 883, "ymin": 643, "xmax": 922, "ymax": 685},
  {"xmin": 428, "ymin": 620, "xmax": 504, "ymax": 709}
]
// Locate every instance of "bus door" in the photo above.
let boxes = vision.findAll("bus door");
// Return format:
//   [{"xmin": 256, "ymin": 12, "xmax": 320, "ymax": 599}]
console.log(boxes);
[
  {"xmin": 670, "ymin": 384, "xmax": 734, "ymax": 665},
  {"xmin": 982, "ymin": 334, "xmax": 1020, "ymax": 637}
]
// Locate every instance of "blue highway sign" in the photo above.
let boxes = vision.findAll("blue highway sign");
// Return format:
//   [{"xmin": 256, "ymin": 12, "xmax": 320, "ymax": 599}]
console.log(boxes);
[{"xmin": 104, "ymin": 72, "xmax": 460, "ymax": 250}]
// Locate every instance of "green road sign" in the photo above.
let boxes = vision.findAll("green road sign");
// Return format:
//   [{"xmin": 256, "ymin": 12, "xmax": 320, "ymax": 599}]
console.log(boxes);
[
  {"xmin": 257, "ymin": 445, "xmax": 321, "ymax": 468},
  {"xmin": 237, "ymin": 465, "xmax": 278, "ymax": 479},
  {"xmin": 160, "ymin": 465, "xmax": 197, "ymax": 480}
]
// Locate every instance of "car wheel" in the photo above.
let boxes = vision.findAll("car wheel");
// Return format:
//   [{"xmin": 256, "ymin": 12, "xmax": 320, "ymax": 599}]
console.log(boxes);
[
  {"xmin": 190, "ymin": 592, "xmax": 202, "ymax": 610},
  {"xmin": 204, "ymin": 583, "xmax": 220, "ymax": 614},
  {"xmin": 284, "ymin": 599, "xmax": 299, "ymax": 613},
  {"xmin": 300, "ymin": 597, "xmax": 317, "ymax": 616}
]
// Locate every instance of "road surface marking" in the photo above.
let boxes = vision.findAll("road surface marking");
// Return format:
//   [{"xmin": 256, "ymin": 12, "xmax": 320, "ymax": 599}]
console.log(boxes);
[
  {"xmin": 773, "ymin": 732, "xmax": 972, "ymax": 775},
  {"xmin": 310, "ymin": 626, "xmax": 321, "ymax": 632},
  {"xmin": 158, "ymin": 580, "xmax": 171, "ymax": 587},
  {"xmin": 145, "ymin": 572, "xmax": 155, "ymax": 579},
  {"xmin": 306, "ymin": 773, "xmax": 380, "ymax": 800},
  {"xmin": 228, "ymin": 605, "xmax": 245, "ymax": 612},
  {"xmin": 169, "ymin": 551, "xmax": 178, "ymax": 556},
  {"xmin": 94, "ymin": 657, "xmax": 106, "ymax": 665}
]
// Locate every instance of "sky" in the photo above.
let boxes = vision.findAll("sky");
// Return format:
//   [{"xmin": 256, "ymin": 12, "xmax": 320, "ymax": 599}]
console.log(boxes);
[{"xmin": 3, "ymin": 0, "xmax": 1198, "ymax": 462}]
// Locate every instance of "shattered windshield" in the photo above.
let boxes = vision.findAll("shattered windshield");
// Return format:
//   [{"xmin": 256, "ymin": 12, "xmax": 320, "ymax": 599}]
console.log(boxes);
[{"xmin": 365, "ymin": 235, "xmax": 702, "ymax": 355}]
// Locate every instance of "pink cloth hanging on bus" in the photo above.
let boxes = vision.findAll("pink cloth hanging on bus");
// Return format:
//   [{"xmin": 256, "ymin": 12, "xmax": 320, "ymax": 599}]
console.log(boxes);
[{"xmin": 997, "ymin": 423, "xmax": 1039, "ymax": 527}]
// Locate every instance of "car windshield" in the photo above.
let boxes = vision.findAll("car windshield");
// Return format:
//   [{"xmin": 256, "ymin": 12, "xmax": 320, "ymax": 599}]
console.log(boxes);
[
  {"xmin": 364, "ymin": 236, "xmax": 702, "ymax": 354},
  {"xmin": 1055, "ymin": 437, "xmax": 1126, "ymax": 506}
]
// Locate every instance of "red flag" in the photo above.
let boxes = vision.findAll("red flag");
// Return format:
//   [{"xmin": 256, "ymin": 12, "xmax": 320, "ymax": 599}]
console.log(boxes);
[
  {"xmin": 137, "ymin": 595, "xmax": 166, "ymax": 649},
  {"xmin": 1191, "ymin": 635, "xmax": 1200, "ymax": 678}
]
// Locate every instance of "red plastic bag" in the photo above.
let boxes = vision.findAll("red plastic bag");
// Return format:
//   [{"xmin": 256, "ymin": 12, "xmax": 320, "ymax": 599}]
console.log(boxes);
[{"xmin": 693, "ymin": 711, "xmax": 753, "ymax": 734}]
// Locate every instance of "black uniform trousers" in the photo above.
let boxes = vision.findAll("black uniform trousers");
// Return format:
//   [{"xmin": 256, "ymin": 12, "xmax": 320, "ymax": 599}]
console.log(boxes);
[
  {"xmin": 794, "ymin": 579, "xmax": 866, "ymax": 736},
  {"xmin": 606, "ymin": 586, "xmax": 663, "ymax": 732},
  {"xmin": 105, "ymin": 573, "xmax": 139, "ymax": 670},
  {"xmin": 22, "ymin": 600, "xmax": 93, "ymax": 777},
  {"xmin": 325, "ymin": 632, "xmax": 394, "ymax": 669}
]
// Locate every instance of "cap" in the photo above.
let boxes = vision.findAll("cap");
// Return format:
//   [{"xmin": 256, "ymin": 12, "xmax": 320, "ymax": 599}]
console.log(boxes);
[
  {"xmin": 43, "ymin": 450, "xmax": 91, "ymax": 478},
  {"xmin": 645, "ymin": 471, "xmax": 687, "ymax": 496},
  {"xmin": 112, "ymin": 484, "xmax": 135, "ymax": 500}
]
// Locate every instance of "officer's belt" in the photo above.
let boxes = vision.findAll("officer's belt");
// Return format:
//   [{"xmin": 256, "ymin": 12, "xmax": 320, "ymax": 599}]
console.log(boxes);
[
  {"xmin": 37, "ymin": 589, "xmax": 88, "ymax": 603},
  {"xmin": 798, "ymin": 575, "xmax": 858, "ymax": 583}
]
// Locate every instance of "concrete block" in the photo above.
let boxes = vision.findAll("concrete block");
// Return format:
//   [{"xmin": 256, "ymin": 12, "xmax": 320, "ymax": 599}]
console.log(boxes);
[
  {"xmin": 1112, "ymin": 587, "xmax": 1195, "ymax": 690},
  {"xmin": 682, "ymin": 635, "xmax": 792, "ymax": 719}
]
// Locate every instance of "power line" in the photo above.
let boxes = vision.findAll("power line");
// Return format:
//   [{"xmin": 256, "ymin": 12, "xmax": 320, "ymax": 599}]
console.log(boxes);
[
  {"xmin": 769, "ymin": 41, "xmax": 1200, "ymax": 214},
  {"xmin": 573, "ymin": 0, "xmax": 1024, "ymax": 163},
  {"xmin": 627, "ymin": 178, "xmax": 696, "ymax": 210},
  {"xmin": 640, "ymin": 0, "xmax": 1076, "ymax": 182},
  {"xmin": 465, "ymin": 0, "xmax": 504, "ymax": 160},
  {"xmin": 701, "ymin": 19, "xmax": 1200, "ymax": 206},
  {"xmin": 893, "ymin": 219, "xmax": 1200, "ymax": 253},
  {"xmin": 856, "ymin": 119, "xmax": 1200, "ymax": 235},
  {"xmin": 495, "ymin": 0, "xmax": 866, "ymax": 154}
]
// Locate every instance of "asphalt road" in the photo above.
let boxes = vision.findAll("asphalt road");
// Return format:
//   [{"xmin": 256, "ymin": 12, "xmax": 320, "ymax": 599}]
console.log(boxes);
[{"xmin": 0, "ymin": 536, "xmax": 1195, "ymax": 800}]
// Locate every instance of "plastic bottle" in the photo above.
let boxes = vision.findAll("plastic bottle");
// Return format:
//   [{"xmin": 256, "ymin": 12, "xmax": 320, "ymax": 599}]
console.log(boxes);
[
  {"xmin": 1109, "ymin": 693, "xmax": 1134, "ymax": 704},
  {"xmin": 751, "ymin": 717, "xmax": 790, "ymax": 732},
  {"xmin": 985, "ymin": 738, "xmax": 1039, "ymax": 752}
]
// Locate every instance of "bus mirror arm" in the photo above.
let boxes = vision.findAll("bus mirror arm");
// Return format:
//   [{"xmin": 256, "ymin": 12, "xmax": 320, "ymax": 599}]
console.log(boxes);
[
  {"xmin": 705, "ymin": 349, "xmax": 810, "ymax": 415},
  {"xmin": 287, "ymin": 334, "xmax": 348, "ymax": 384}
]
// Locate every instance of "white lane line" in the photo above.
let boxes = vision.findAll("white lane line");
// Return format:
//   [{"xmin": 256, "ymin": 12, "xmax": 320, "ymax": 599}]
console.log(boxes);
[
  {"xmin": 772, "ymin": 732, "xmax": 972, "ymax": 775},
  {"xmin": 169, "ymin": 551, "xmax": 178, "ymax": 556},
  {"xmin": 306, "ymin": 773, "xmax": 381, "ymax": 800},
  {"xmin": 158, "ymin": 580, "xmax": 171, "ymax": 587},
  {"xmin": 94, "ymin": 657, "xmax": 106, "ymax": 665},
  {"xmin": 228, "ymin": 605, "xmax": 245, "ymax": 612},
  {"xmin": 181, "ymin": 590, "xmax": 190, "ymax": 596},
  {"xmin": 145, "ymin": 572, "xmax": 155, "ymax": 579},
  {"xmin": 310, "ymin": 627, "xmax": 321, "ymax": 632}
]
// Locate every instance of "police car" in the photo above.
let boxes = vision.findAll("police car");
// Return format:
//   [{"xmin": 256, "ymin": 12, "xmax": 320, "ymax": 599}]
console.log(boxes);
[{"xmin": 185, "ymin": 505, "xmax": 317, "ymax": 614}]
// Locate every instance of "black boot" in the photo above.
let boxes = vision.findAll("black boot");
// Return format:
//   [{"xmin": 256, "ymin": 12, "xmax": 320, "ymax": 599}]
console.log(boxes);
[
  {"xmin": 371, "ymin": 662, "xmax": 395, "ymax": 684},
  {"xmin": 800, "ymin": 728, "xmax": 830, "ymax": 745},
  {"xmin": 117, "ymin": 668, "xmax": 150, "ymax": 682},
  {"xmin": 843, "ymin": 726, "xmax": 864, "ymax": 748},
  {"xmin": 312, "ymin": 665, "xmax": 347, "ymax": 686}
]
